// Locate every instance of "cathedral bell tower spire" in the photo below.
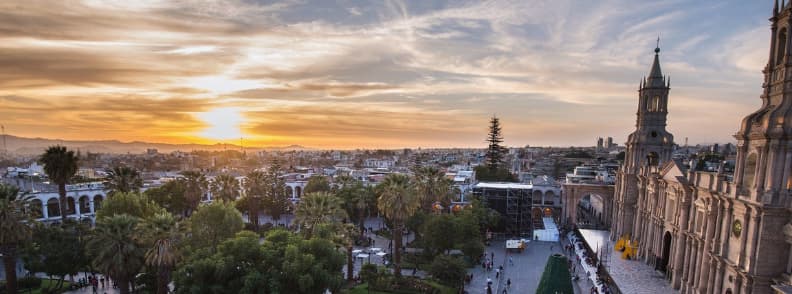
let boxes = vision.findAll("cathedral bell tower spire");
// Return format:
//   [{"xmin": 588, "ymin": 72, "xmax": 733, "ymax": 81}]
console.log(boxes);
[{"xmin": 611, "ymin": 43, "xmax": 676, "ymax": 241}]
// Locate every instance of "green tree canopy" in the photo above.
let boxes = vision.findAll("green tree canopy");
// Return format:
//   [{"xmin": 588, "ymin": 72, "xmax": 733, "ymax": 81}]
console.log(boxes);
[
  {"xmin": 428, "ymin": 255, "xmax": 466, "ymax": 288},
  {"xmin": 39, "ymin": 145, "xmax": 79, "ymax": 218},
  {"xmin": 174, "ymin": 229, "xmax": 344, "ymax": 294},
  {"xmin": 104, "ymin": 166, "xmax": 143, "ymax": 195},
  {"xmin": 0, "ymin": 183, "xmax": 34, "ymax": 294},
  {"xmin": 181, "ymin": 171, "xmax": 208, "ymax": 216},
  {"xmin": 377, "ymin": 173, "xmax": 420, "ymax": 278},
  {"xmin": 96, "ymin": 191, "xmax": 165, "ymax": 220},
  {"xmin": 413, "ymin": 166, "xmax": 456, "ymax": 210},
  {"xmin": 210, "ymin": 174, "xmax": 239, "ymax": 202},
  {"xmin": 536, "ymin": 254, "xmax": 574, "ymax": 294},
  {"xmin": 421, "ymin": 214, "xmax": 458, "ymax": 256},
  {"xmin": 88, "ymin": 214, "xmax": 146, "ymax": 294},
  {"xmin": 303, "ymin": 175, "xmax": 331, "ymax": 194},
  {"xmin": 187, "ymin": 201, "xmax": 244, "ymax": 251},
  {"xmin": 294, "ymin": 191, "xmax": 346, "ymax": 239},
  {"xmin": 261, "ymin": 165, "xmax": 291, "ymax": 223},
  {"xmin": 335, "ymin": 176, "xmax": 370, "ymax": 236},
  {"xmin": 145, "ymin": 179, "xmax": 189, "ymax": 216},
  {"xmin": 22, "ymin": 221, "xmax": 90, "ymax": 290},
  {"xmin": 139, "ymin": 212, "xmax": 183, "ymax": 294}
]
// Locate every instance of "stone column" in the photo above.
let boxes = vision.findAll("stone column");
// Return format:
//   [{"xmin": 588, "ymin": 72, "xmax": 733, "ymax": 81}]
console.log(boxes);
[
  {"xmin": 693, "ymin": 242, "xmax": 704, "ymax": 290},
  {"xmin": 74, "ymin": 198, "xmax": 81, "ymax": 217},
  {"xmin": 712, "ymin": 199, "xmax": 724, "ymax": 253},
  {"xmin": 698, "ymin": 205, "xmax": 717, "ymax": 292},
  {"xmin": 681, "ymin": 236, "xmax": 692, "ymax": 285},
  {"xmin": 747, "ymin": 213, "xmax": 762, "ymax": 271},
  {"xmin": 42, "ymin": 200, "xmax": 49, "ymax": 219},
  {"xmin": 89, "ymin": 198, "xmax": 95, "ymax": 214},
  {"xmin": 673, "ymin": 201, "xmax": 690, "ymax": 288},
  {"xmin": 707, "ymin": 257, "xmax": 717, "ymax": 294},
  {"xmin": 720, "ymin": 202, "xmax": 733, "ymax": 254},
  {"xmin": 734, "ymin": 274, "xmax": 743, "ymax": 294},
  {"xmin": 713, "ymin": 261, "xmax": 724, "ymax": 294},
  {"xmin": 687, "ymin": 239, "xmax": 698, "ymax": 287},
  {"xmin": 740, "ymin": 274, "xmax": 751, "ymax": 294},
  {"xmin": 738, "ymin": 211, "xmax": 751, "ymax": 268}
]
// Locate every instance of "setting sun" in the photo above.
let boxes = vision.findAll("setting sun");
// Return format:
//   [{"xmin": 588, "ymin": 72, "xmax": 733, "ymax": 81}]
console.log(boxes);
[{"xmin": 196, "ymin": 107, "xmax": 245, "ymax": 141}]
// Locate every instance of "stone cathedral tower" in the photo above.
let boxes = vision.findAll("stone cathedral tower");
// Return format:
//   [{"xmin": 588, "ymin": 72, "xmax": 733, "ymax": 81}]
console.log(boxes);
[
  {"xmin": 730, "ymin": 1, "xmax": 792, "ymax": 292},
  {"xmin": 611, "ymin": 45, "xmax": 675, "ymax": 240}
]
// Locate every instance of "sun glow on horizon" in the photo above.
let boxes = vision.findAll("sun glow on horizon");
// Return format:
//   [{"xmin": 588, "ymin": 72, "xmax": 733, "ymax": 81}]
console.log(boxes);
[{"xmin": 196, "ymin": 107, "xmax": 245, "ymax": 141}]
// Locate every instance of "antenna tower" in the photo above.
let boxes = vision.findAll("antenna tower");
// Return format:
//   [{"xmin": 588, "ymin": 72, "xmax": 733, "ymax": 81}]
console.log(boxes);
[{"xmin": 1, "ymin": 124, "xmax": 6, "ymax": 157}]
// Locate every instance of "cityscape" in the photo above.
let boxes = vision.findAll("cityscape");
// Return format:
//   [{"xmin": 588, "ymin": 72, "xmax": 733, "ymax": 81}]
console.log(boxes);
[{"xmin": 0, "ymin": 1, "xmax": 790, "ymax": 294}]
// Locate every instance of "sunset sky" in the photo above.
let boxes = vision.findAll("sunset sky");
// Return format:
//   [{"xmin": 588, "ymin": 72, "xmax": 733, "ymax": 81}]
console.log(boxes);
[{"xmin": 0, "ymin": 0, "xmax": 773, "ymax": 149}]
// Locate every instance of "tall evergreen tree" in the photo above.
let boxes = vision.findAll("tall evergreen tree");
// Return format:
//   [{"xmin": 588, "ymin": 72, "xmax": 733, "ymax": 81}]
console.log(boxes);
[{"xmin": 485, "ymin": 116, "xmax": 507, "ymax": 170}]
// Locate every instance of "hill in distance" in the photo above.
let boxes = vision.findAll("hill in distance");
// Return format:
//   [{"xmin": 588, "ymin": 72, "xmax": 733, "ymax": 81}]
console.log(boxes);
[{"xmin": 0, "ymin": 135, "xmax": 310, "ymax": 155}]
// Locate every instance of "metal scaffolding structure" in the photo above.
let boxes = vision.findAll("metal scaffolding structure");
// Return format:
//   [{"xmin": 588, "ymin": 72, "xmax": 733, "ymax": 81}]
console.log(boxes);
[{"xmin": 472, "ymin": 183, "xmax": 533, "ymax": 237}]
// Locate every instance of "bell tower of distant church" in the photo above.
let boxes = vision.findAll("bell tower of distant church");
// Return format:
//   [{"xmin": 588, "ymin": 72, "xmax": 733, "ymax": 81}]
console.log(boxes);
[{"xmin": 611, "ymin": 42, "xmax": 675, "ymax": 240}]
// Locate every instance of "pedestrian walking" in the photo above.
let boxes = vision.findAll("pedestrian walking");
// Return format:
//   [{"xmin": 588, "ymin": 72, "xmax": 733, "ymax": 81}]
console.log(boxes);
[
  {"xmin": 507, "ymin": 278, "xmax": 511, "ymax": 289},
  {"xmin": 495, "ymin": 269, "xmax": 500, "ymax": 279},
  {"xmin": 100, "ymin": 277, "xmax": 105, "ymax": 288},
  {"xmin": 509, "ymin": 256, "xmax": 513, "ymax": 266}
]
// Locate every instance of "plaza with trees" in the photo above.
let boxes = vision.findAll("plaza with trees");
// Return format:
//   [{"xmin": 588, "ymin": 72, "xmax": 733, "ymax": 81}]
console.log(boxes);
[{"xmin": 0, "ymin": 144, "xmax": 506, "ymax": 294}]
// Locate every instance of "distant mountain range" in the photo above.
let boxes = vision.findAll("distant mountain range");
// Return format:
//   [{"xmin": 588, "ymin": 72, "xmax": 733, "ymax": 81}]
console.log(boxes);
[{"xmin": 0, "ymin": 135, "xmax": 310, "ymax": 155}]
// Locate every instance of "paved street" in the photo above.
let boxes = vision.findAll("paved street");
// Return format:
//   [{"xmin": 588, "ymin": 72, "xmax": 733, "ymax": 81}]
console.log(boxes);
[{"xmin": 466, "ymin": 240, "xmax": 567, "ymax": 294}]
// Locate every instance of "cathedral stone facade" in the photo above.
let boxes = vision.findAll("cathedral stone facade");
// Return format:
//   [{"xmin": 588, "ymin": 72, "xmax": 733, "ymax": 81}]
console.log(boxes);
[{"xmin": 610, "ymin": 2, "xmax": 792, "ymax": 293}]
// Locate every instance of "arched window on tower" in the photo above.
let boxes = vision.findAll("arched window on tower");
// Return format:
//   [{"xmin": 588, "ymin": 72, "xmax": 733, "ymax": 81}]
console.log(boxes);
[
  {"xmin": 653, "ymin": 96, "xmax": 661, "ymax": 112},
  {"xmin": 647, "ymin": 152, "xmax": 659, "ymax": 166},
  {"xmin": 777, "ymin": 28, "xmax": 787, "ymax": 65},
  {"xmin": 743, "ymin": 153, "xmax": 758, "ymax": 192}
]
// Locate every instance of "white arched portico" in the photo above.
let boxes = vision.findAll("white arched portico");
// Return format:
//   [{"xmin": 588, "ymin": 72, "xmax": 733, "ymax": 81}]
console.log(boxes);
[
  {"xmin": 29, "ymin": 182, "xmax": 107, "ymax": 223},
  {"xmin": 285, "ymin": 181, "xmax": 307, "ymax": 200}
]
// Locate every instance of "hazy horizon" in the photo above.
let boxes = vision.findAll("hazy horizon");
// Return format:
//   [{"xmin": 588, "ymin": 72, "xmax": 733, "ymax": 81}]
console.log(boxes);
[{"xmin": 0, "ymin": 1, "xmax": 770, "ymax": 149}]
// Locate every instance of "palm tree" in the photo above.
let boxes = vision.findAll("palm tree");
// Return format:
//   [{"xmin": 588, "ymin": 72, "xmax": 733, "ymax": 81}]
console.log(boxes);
[
  {"xmin": 413, "ymin": 166, "xmax": 454, "ymax": 211},
  {"xmin": 0, "ymin": 184, "xmax": 33, "ymax": 294},
  {"xmin": 181, "ymin": 171, "xmax": 208, "ymax": 216},
  {"xmin": 139, "ymin": 213, "xmax": 182, "ymax": 294},
  {"xmin": 211, "ymin": 174, "xmax": 239, "ymax": 202},
  {"xmin": 294, "ymin": 191, "xmax": 347, "ymax": 239},
  {"xmin": 104, "ymin": 166, "xmax": 143, "ymax": 195},
  {"xmin": 242, "ymin": 170, "xmax": 266, "ymax": 229},
  {"xmin": 377, "ymin": 174, "xmax": 420, "ymax": 279},
  {"xmin": 39, "ymin": 145, "xmax": 79, "ymax": 218},
  {"xmin": 336, "ymin": 176, "xmax": 369, "ymax": 238},
  {"xmin": 336, "ymin": 223, "xmax": 359, "ymax": 282},
  {"xmin": 88, "ymin": 214, "xmax": 145, "ymax": 294}
]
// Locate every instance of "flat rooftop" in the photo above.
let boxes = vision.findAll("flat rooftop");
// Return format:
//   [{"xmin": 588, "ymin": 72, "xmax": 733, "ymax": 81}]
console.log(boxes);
[{"xmin": 474, "ymin": 182, "xmax": 533, "ymax": 189}]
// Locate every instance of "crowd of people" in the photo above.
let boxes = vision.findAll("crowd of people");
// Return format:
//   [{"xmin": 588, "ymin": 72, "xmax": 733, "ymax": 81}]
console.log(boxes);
[{"xmin": 565, "ymin": 232, "xmax": 614, "ymax": 294}]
